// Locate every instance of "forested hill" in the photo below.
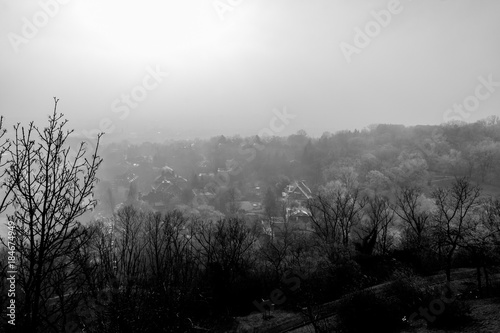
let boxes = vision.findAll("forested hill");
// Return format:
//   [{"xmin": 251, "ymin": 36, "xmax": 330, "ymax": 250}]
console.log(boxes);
[{"xmin": 96, "ymin": 116, "xmax": 500, "ymax": 213}]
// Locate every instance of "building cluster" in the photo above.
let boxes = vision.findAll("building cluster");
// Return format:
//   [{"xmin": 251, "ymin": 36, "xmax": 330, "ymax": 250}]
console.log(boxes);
[{"xmin": 110, "ymin": 152, "xmax": 314, "ymax": 232}]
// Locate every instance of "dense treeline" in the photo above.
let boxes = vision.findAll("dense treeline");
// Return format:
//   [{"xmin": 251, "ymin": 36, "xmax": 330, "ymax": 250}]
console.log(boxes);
[{"xmin": 95, "ymin": 115, "xmax": 500, "ymax": 216}]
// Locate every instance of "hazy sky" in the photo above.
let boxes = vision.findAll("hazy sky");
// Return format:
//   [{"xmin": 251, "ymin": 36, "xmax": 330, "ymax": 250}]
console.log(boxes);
[{"xmin": 1, "ymin": 0, "xmax": 499, "ymax": 140}]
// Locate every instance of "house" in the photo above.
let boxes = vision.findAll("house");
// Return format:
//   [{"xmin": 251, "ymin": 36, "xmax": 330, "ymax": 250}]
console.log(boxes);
[
  {"xmin": 153, "ymin": 180, "xmax": 182, "ymax": 197},
  {"xmin": 286, "ymin": 207, "xmax": 311, "ymax": 225},
  {"xmin": 153, "ymin": 165, "xmax": 188, "ymax": 190},
  {"xmin": 141, "ymin": 189, "xmax": 173, "ymax": 209},
  {"xmin": 281, "ymin": 181, "xmax": 313, "ymax": 227},
  {"xmin": 217, "ymin": 158, "xmax": 240, "ymax": 174},
  {"xmin": 192, "ymin": 188, "xmax": 216, "ymax": 205},
  {"xmin": 198, "ymin": 172, "xmax": 215, "ymax": 183},
  {"xmin": 282, "ymin": 180, "xmax": 313, "ymax": 207},
  {"xmin": 141, "ymin": 165, "xmax": 188, "ymax": 210}
]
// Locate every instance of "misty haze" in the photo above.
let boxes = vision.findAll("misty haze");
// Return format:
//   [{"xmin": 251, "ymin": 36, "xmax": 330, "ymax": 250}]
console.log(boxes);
[{"xmin": 1, "ymin": 1, "xmax": 500, "ymax": 332}]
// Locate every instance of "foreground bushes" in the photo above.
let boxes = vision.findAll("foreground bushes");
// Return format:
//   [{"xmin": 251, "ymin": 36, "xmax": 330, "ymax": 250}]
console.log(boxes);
[
  {"xmin": 336, "ymin": 272, "xmax": 474, "ymax": 333},
  {"xmin": 337, "ymin": 289, "xmax": 404, "ymax": 333},
  {"xmin": 337, "ymin": 271, "xmax": 430, "ymax": 332},
  {"xmin": 423, "ymin": 284, "xmax": 473, "ymax": 330}
]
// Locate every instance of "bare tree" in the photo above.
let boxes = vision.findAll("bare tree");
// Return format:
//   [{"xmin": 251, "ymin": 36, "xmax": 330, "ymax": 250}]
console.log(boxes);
[
  {"xmin": 143, "ymin": 209, "xmax": 196, "ymax": 293},
  {"xmin": 462, "ymin": 198, "xmax": 500, "ymax": 296},
  {"xmin": 113, "ymin": 205, "xmax": 148, "ymax": 296},
  {"xmin": 79, "ymin": 207, "xmax": 200, "ymax": 332},
  {"xmin": 307, "ymin": 194, "xmax": 339, "ymax": 248},
  {"xmin": 0, "ymin": 98, "xmax": 102, "ymax": 332},
  {"xmin": 356, "ymin": 195, "xmax": 394, "ymax": 255},
  {"xmin": 193, "ymin": 217, "xmax": 257, "ymax": 281},
  {"xmin": 89, "ymin": 218, "xmax": 115, "ymax": 289},
  {"xmin": 308, "ymin": 186, "xmax": 366, "ymax": 251},
  {"xmin": 259, "ymin": 221, "xmax": 296, "ymax": 281},
  {"xmin": 432, "ymin": 177, "xmax": 481, "ymax": 282},
  {"xmin": 394, "ymin": 186, "xmax": 432, "ymax": 250},
  {"xmin": 334, "ymin": 187, "xmax": 366, "ymax": 248},
  {"xmin": 192, "ymin": 217, "xmax": 257, "ymax": 313},
  {"xmin": 0, "ymin": 115, "xmax": 14, "ymax": 213}
]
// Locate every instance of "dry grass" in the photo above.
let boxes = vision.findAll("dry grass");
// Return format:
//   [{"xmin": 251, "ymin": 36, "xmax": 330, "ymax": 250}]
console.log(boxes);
[{"xmin": 401, "ymin": 297, "xmax": 500, "ymax": 333}]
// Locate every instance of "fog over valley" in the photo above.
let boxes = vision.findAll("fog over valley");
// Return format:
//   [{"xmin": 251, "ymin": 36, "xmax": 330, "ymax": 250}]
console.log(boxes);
[{"xmin": 1, "ymin": 1, "xmax": 500, "ymax": 332}]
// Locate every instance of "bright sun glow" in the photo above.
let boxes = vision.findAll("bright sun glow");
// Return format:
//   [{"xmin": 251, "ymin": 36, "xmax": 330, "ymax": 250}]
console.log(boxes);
[{"xmin": 70, "ymin": 0, "xmax": 256, "ymax": 64}]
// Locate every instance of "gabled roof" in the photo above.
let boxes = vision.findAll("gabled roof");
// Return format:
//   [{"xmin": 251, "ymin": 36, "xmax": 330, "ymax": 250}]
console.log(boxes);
[
  {"xmin": 154, "ymin": 166, "xmax": 187, "ymax": 187},
  {"xmin": 287, "ymin": 207, "xmax": 311, "ymax": 217},
  {"xmin": 161, "ymin": 165, "xmax": 175, "ymax": 174},
  {"xmin": 283, "ymin": 180, "xmax": 313, "ymax": 200},
  {"xmin": 153, "ymin": 180, "xmax": 182, "ymax": 194}
]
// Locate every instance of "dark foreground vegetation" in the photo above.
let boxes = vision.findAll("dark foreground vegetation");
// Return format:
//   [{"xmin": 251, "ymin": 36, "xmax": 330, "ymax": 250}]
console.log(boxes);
[{"xmin": 0, "ymin": 101, "xmax": 500, "ymax": 332}]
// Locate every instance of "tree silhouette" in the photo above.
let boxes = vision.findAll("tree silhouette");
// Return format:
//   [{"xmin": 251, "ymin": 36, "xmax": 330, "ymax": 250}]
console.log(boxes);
[
  {"xmin": 432, "ymin": 177, "xmax": 481, "ymax": 282},
  {"xmin": 0, "ymin": 98, "xmax": 102, "ymax": 332}
]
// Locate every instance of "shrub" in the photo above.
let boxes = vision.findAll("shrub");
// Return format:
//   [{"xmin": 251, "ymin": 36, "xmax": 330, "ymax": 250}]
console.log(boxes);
[
  {"xmin": 422, "ymin": 284, "xmax": 473, "ymax": 330},
  {"xmin": 384, "ymin": 272, "xmax": 426, "ymax": 317},
  {"xmin": 337, "ymin": 290, "xmax": 403, "ymax": 333},
  {"xmin": 315, "ymin": 259, "xmax": 366, "ymax": 302}
]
